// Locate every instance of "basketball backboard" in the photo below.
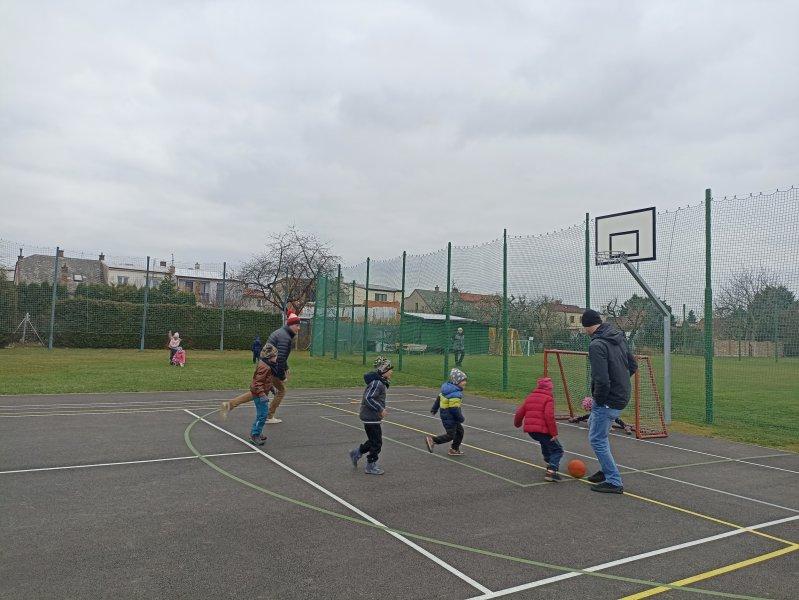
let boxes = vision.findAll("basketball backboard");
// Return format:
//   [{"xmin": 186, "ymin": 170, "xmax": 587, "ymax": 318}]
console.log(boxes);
[{"xmin": 595, "ymin": 207, "xmax": 656, "ymax": 265}]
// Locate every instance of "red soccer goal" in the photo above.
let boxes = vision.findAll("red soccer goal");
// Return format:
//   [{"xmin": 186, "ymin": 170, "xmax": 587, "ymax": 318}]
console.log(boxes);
[{"xmin": 542, "ymin": 349, "xmax": 668, "ymax": 439}]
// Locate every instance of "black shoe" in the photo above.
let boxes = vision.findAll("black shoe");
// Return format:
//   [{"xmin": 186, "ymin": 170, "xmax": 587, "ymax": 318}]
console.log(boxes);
[
  {"xmin": 259, "ymin": 434, "xmax": 268, "ymax": 441},
  {"xmin": 587, "ymin": 471, "xmax": 605, "ymax": 483},
  {"xmin": 250, "ymin": 434, "xmax": 265, "ymax": 446},
  {"xmin": 590, "ymin": 482, "xmax": 623, "ymax": 494},
  {"xmin": 544, "ymin": 468, "xmax": 562, "ymax": 482}
]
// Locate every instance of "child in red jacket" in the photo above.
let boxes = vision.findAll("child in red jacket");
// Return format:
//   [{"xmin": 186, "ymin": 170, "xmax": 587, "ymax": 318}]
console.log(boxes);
[{"xmin": 514, "ymin": 377, "xmax": 564, "ymax": 482}]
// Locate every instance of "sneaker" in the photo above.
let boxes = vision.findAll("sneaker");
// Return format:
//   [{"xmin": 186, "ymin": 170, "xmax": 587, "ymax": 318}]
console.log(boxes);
[
  {"xmin": 220, "ymin": 401, "xmax": 230, "ymax": 420},
  {"xmin": 568, "ymin": 417, "xmax": 579, "ymax": 423},
  {"xmin": 249, "ymin": 434, "xmax": 265, "ymax": 446},
  {"xmin": 544, "ymin": 468, "xmax": 562, "ymax": 482},
  {"xmin": 425, "ymin": 436, "xmax": 435, "ymax": 453},
  {"xmin": 624, "ymin": 425, "xmax": 634, "ymax": 435},
  {"xmin": 447, "ymin": 448, "xmax": 464, "ymax": 456},
  {"xmin": 587, "ymin": 471, "xmax": 606, "ymax": 483},
  {"xmin": 349, "ymin": 448, "xmax": 362, "ymax": 468},
  {"xmin": 364, "ymin": 461, "xmax": 384, "ymax": 475},
  {"xmin": 259, "ymin": 434, "xmax": 268, "ymax": 441},
  {"xmin": 266, "ymin": 417, "xmax": 282, "ymax": 424},
  {"xmin": 590, "ymin": 482, "xmax": 624, "ymax": 494}
]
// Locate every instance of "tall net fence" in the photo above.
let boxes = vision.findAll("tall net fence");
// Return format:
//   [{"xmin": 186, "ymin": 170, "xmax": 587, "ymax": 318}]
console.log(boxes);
[
  {"xmin": 311, "ymin": 187, "xmax": 798, "ymax": 446},
  {"xmin": 0, "ymin": 241, "xmax": 281, "ymax": 352}
]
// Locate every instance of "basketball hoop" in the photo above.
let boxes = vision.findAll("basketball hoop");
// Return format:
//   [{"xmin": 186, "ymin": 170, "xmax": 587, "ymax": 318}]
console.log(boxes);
[{"xmin": 595, "ymin": 251, "xmax": 627, "ymax": 265}]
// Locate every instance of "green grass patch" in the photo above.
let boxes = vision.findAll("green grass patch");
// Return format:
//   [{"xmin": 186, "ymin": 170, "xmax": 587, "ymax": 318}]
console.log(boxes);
[{"xmin": 1, "ymin": 348, "xmax": 796, "ymax": 450}]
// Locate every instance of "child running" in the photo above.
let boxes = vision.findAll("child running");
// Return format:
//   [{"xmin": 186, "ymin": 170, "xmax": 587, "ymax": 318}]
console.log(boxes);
[
  {"xmin": 349, "ymin": 356, "xmax": 393, "ymax": 475},
  {"xmin": 246, "ymin": 343, "xmax": 279, "ymax": 446},
  {"xmin": 425, "ymin": 368, "xmax": 467, "ymax": 456},
  {"xmin": 513, "ymin": 377, "xmax": 564, "ymax": 482},
  {"xmin": 569, "ymin": 397, "xmax": 634, "ymax": 435}
]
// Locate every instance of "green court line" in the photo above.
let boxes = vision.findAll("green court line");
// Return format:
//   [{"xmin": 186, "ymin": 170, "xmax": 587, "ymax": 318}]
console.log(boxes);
[
  {"xmin": 318, "ymin": 415, "xmax": 551, "ymax": 488},
  {"xmin": 183, "ymin": 411, "xmax": 769, "ymax": 600}
]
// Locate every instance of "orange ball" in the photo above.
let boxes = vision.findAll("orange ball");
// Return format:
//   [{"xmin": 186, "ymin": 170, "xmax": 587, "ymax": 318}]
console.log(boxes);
[{"xmin": 567, "ymin": 459, "xmax": 586, "ymax": 479}]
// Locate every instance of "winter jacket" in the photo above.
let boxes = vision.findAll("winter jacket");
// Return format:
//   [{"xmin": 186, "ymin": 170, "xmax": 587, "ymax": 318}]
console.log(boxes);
[
  {"xmin": 267, "ymin": 325, "xmax": 295, "ymax": 380},
  {"xmin": 431, "ymin": 382, "xmax": 465, "ymax": 429},
  {"xmin": 513, "ymin": 377, "xmax": 557, "ymax": 436},
  {"xmin": 252, "ymin": 338, "xmax": 262, "ymax": 355},
  {"xmin": 359, "ymin": 371, "xmax": 390, "ymax": 422},
  {"xmin": 588, "ymin": 322, "xmax": 638, "ymax": 410},
  {"xmin": 250, "ymin": 358, "xmax": 276, "ymax": 398},
  {"xmin": 452, "ymin": 332, "xmax": 465, "ymax": 351}
]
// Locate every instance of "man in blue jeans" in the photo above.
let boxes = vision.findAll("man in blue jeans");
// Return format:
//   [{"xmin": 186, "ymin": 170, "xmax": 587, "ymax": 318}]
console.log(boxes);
[{"xmin": 582, "ymin": 309, "xmax": 638, "ymax": 494}]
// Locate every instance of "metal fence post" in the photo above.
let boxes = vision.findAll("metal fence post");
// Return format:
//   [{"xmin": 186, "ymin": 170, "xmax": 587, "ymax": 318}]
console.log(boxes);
[
  {"xmin": 310, "ymin": 274, "xmax": 319, "ymax": 357},
  {"xmin": 333, "ymin": 265, "xmax": 341, "ymax": 359},
  {"xmin": 140, "ymin": 256, "xmax": 150, "ymax": 350},
  {"xmin": 350, "ymin": 280, "xmax": 356, "ymax": 354},
  {"xmin": 663, "ymin": 314, "xmax": 672, "ymax": 424},
  {"xmin": 704, "ymin": 188, "xmax": 714, "ymax": 424},
  {"xmin": 585, "ymin": 213, "xmax": 591, "ymax": 310},
  {"xmin": 321, "ymin": 274, "xmax": 328, "ymax": 356},
  {"xmin": 219, "ymin": 261, "xmax": 226, "ymax": 351},
  {"xmin": 48, "ymin": 246, "xmax": 59, "ymax": 350},
  {"xmin": 398, "ymin": 251, "xmax": 406, "ymax": 371},
  {"xmin": 362, "ymin": 258, "xmax": 370, "ymax": 366},
  {"xmin": 502, "ymin": 230, "xmax": 509, "ymax": 390},
  {"xmin": 444, "ymin": 242, "xmax": 451, "ymax": 378}
]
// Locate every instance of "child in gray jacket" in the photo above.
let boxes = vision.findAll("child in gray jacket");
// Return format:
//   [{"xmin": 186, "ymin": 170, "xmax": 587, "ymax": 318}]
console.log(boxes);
[{"xmin": 349, "ymin": 356, "xmax": 393, "ymax": 475}]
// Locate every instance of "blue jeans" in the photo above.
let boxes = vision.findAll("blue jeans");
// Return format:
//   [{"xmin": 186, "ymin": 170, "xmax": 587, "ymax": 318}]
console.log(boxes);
[
  {"xmin": 251, "ymin": 395, "xmax": 270, "ymax": 437},
  {"xmin": 589, "ymin": 405, "xmax": 623, "ymax": 486},
  {"xmin": 528, "ymin": 432, "xmax": 564, "ymax": 470}
]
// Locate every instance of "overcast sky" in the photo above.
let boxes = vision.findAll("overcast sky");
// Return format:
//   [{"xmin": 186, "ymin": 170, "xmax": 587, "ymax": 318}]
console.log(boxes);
[{"xmin": 1, "ymin": 1, "xmax": 797, "ymax": 267}]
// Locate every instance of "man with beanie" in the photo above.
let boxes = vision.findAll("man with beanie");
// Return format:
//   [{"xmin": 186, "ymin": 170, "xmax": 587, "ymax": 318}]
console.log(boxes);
[
  {"xmin": 581, "ymin": 309, "xmax": 637, "ymax": 494},
  {"xmin": 265, "ymin": 313, "xmax": 301, "ymax": 423}
]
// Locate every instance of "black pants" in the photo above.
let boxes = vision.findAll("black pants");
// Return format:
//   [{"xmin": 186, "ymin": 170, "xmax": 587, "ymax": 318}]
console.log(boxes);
[
  {"xmin": 252, "ymin": 352, "xmax": 259, "ymax": 364},
  {"xmin": 433, "ymin": 424, "xmax": 464, "ymax": 450},
  {"xmin": 359, "ymin": 423, "xmax": 383, "ymax": 463},
  {"xmin": 169, "ymin": 348, "xmax": 177, "ymax": 365},
  {"xmin": 454, "ymin": 351, "xmax": 464, "ymax": 366}
]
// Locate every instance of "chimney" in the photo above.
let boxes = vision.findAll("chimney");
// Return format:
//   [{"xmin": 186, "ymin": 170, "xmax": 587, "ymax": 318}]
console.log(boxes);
[
  {"xmin": 195, "ymin": 262, "xmax": 200, "ymax": 270},
  {"xmin": 99, "ymin": 253, "xmax": 105, "ymax": 261},
  {"xmin": 57, "ymin": 249, "xmax": 64, "ymax": 258},
  {"xmin": 60, "ymin": 262, "xmax": 69, "ymax": 284},
  {"xmin": 18, "ymin": 248, "xmax": 23, "ymax": 260}
]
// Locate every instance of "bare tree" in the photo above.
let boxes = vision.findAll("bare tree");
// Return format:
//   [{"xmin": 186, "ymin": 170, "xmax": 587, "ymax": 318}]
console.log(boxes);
[
  {"xmin": 716, "ymin": 268, "xmax": 779, "ymax": 345},
  {"xmin": 237, "ymin": 227, "xmax": 340, "ymax": 316}
]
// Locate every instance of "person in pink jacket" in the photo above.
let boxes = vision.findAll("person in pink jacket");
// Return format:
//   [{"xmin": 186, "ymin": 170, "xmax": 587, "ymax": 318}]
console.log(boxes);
[{"xmin": 513, "ymin": 377, "xmax": 564, "ymax": 482}]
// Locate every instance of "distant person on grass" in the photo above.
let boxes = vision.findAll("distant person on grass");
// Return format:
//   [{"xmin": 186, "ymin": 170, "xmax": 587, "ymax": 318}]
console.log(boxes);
[
  {"xmin": 349, "ymin": 356, "xmax": 393, "ymax": 475},
  {"xmin": 425, "ymin": 368, "xmax": 468, "ymax": 456},
  {"xmin": 452, "ymin": 327, "xmax": 465, "ymax": 367},
  {"xmin": 251, "ymin": 335, "xmax": 262, "ymax": 364},
  {"xmin": 168, "ymin": 332, "xmax": 181, "ymax": 365},
  {"xmin": 582, "ymin": 309, "xmax": 637, "ymax": 494},
  {"xmin": 220, "ymin": 314, "xmax": 300, "ymax": 421}
]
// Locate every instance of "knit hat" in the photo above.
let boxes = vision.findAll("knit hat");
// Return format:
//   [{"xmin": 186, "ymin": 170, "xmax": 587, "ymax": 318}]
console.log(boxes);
[
  {"xmin": 581, "ymin": 396, "xmax": 594, "ymax": 412},
  {"xmin": 260, "ymin": 343, "xmax": 278, "ymax": 359},
  {"xmin": 449, "ymin": 368, "xmax": 467, "ymax": 385},
  {"xmin": 286, "ymin": 313, "xmax": 301, "ymax": 326},
  {"xmin": 375, "ymin": 357, "xmax": 393, "ymax": 374},
  {"xmin": 457, "ymin": 327, "xmax": 463, "ymax": 333},
  {"xmin": 581, "ymin": 309, "xmax": 602, "ymax": 327}
]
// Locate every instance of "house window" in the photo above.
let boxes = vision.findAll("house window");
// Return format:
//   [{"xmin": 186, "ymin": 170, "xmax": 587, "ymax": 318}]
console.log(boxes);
[
  {"xmin": 117, "ymin": 276, "xmax": 129, "ymax": 285},
  {"xmin": 184, "ymin": 280, "xmax": 194, "ymax": 292},
  {"xmin": 375, "ymin": 293, "xmax": 387, "ymax": 301},
  {"xmin": 415, "ymin": 302, "xmax": 419, "ymax": 311},
  {"xmin": 570, "ymin": 315, "xmax": 575, "ymax": 324}
]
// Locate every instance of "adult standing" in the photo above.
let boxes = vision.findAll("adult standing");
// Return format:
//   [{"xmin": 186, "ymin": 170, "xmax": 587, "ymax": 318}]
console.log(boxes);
[
  {"xmin": 581, "ymin": 309, "xmax": 637, "ymax": 494},
  {"xmin": 452, "ymin": 327, "xmax": 465, "ymax": 367},
  {"xmin": 265, "ymin": 313, "xmax": 301, "ymax": 423},
  {"xmin": 168, "ymin": 331, "xmax": 181, "ymax": 365}
]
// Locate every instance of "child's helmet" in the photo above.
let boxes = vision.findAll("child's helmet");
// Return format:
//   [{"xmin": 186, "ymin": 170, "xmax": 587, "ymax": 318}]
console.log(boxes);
[
  {"xmin": 449, "ymin": 368, "xmax": 467, "ymax": 385},
  {"xmin": 581, "ymin": 396, "xmax": 594, "ymax": 412},
  {"xmin": 375, "ymin": 357, "xmax": 393, "ymax": 374}
]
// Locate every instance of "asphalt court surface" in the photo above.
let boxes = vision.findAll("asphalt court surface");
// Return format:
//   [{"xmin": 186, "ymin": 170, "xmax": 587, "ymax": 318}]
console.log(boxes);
[{"xmin": 1, "ymin": 386, "xmax": 797, "ymax": 599}]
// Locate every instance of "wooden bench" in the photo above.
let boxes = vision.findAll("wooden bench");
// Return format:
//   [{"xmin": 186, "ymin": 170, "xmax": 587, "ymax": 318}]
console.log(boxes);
[{"xmin": 401, "ymin": 343, "xmax": 428, "ymax": 354}]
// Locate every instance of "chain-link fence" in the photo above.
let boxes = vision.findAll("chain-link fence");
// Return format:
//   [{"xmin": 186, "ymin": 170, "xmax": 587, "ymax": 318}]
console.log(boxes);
[
  {"xmin": 0, "ymin": 242, "xmax": 281, "ymax": 352},
  {"xmin": 310, "ymin": 187, "xmax": 798, "ymax": 446}
]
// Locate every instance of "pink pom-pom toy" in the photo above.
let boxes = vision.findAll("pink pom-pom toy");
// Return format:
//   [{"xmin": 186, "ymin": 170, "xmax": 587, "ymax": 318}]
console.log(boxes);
[{"xmin": 581, "ymin": 396, "xmax": 594, "ymax": 412}]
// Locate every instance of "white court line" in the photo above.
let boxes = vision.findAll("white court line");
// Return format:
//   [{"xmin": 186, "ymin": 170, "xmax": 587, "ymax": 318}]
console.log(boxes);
[
  {"xmin": 464, "ymin": 514, "xmax": 799, "ymax": 600},
  {"xmin": 448, "ymin": 397, "xmax": 799, "ymax": 475},
  {"xmin": 389, "ymin": 406, "xmax": 799, "ymax": 514},
  {"xmin": 0, "ymin": 450, "xmax": 258, "ymax": 475},
  {"xmin": 184, "ymin": 409, "xmax": 491, "ymax": 595}
]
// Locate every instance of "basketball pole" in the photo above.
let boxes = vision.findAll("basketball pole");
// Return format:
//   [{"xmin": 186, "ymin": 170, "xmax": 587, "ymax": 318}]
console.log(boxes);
[{"xmin": 618, "ymin": 256, "xmax": 672, "ymax": 424}]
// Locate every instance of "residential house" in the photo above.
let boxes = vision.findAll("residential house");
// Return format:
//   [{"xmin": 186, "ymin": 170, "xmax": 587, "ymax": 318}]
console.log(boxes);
[
  {"xmin": 14, "ymin": 250, "xmax": 107, "ymax": 293},
  {"xmin": 404, "ymin": 287, "xmax": 501, "ymax": 323},
  {"xmin": 344, "ymin": 282, "xmax": 402, "ymax": 305},
  {"xmin": 549, "ymin": 301, "xmax": 586, "ymax": 331},
  {"xmin": 174, "ymin": 263, "xmax": 229, "ymax": 306},
  {"xmin": 105, "ymin": 257, "xmax": 172, "ymax": 288}
]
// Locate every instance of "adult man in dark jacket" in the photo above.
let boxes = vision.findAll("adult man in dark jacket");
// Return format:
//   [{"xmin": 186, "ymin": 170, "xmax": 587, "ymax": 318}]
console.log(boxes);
[
  {"xmin": 582, "ymin": 309, "xmax": 637, "ymax": 494},
  {"xmin": 265, "ymin": 313, "xmax": 301, "ymax": 423}
]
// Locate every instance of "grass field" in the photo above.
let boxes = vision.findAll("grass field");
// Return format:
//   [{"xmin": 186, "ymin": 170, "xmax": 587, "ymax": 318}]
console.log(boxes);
[{"xmin": 1, "ymin": 347, "xmax": 796, "ymax": 450}]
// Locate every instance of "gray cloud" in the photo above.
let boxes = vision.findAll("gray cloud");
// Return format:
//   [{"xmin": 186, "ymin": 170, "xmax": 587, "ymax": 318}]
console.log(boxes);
[{"xmin": 1, "ymin": 0, "xmax": 797, "ymax": 267}]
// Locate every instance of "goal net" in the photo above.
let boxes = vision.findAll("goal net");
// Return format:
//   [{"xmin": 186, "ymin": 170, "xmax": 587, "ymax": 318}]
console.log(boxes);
[{"xmin": 543, "ymin": 349, "xmax": 668, "ymax": 439}]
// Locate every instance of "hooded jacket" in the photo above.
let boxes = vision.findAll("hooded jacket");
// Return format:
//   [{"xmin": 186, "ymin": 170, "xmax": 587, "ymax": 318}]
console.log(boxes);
[
  {"xmin": 452, "ymin": 332, "xmax": 465, "ymax": 351},
  {"xmin": 359, "ymin": 371, "xmax": 390, "ymax": 422},
  {"xmin": 250, "ymin": 358, "xmax": 276, "ymax": 398},
  {"xmin": 514, "ymin": 377, "xmax": 557, "ymax": 436},
  {"xmin": 267, "ymin": 325, "xmax": 295, "ymax": 380},
  {"xmin": 431, "ymin": 381, "xmax": 465, "ymax": 429},
  {"xmin": 588, "ymin": 322, "xmax": 638, "ymax": 410}
]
